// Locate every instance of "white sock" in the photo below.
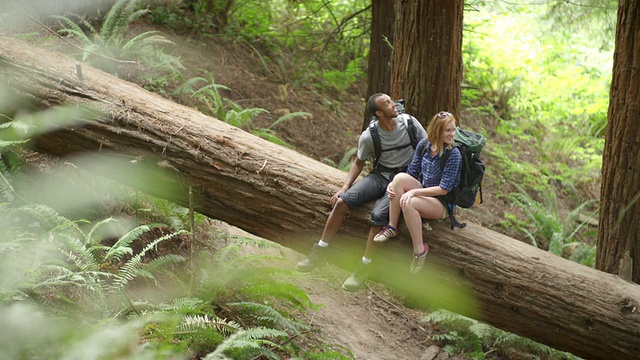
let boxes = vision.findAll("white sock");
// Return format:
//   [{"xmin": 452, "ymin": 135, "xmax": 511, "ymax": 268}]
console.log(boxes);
[
  {"xmin": 362, "ymin": 256, "xmax": 372, "ymax": 264},
  {"xmin": 318, "ymin": 240, "xmax": 329, "ymax": 247}
]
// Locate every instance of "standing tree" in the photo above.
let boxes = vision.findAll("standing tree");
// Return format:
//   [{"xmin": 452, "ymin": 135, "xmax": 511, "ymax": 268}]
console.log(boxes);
[
  {"xmin": 596, "ymin": 0, "xmax": 640, "ymax": 284},
  {"xmin": 363, "ymin": 0, "xmax": 395, "ymax": 130},
  {"xmin": 390, "ymin": 0, "xmax": 464, "ymax": 125}
]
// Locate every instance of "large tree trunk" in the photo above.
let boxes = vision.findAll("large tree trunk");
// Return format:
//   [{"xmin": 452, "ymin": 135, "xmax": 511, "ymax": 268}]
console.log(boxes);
[
  {"xmin": 364, "ymin": 0, "xmax": 395, "ymax": 130},
  {"xmin": 390, "ymin": 0, "xmax": 463, "ymax": 125},
  {"xmin": 1, "ymin": 37, "xmax": 639, "ymax": 360},
  {"xmin": 597, "ymin": 0, "xmax": 640, "ymax": 284}
]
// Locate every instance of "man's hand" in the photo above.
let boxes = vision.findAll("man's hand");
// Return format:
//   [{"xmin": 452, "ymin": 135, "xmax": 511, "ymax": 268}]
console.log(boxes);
[
  {"xmin": 386, "ymin": 184, "xmax": 396, "ymax": 200},
  {"xmin": 330, "ymin": 186, "xmax": 348, "ymax": 207}
]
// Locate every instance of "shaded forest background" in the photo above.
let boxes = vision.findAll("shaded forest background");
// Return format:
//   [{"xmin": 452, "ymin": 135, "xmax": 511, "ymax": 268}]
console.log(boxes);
[{"xmin": 0, "ymin": 0, "xmax": 630, "ymax": 359}]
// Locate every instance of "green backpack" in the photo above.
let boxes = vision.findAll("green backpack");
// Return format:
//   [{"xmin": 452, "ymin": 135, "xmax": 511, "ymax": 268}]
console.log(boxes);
[{"xmin": 419, "ymin": 127, "xmax": 486, "ymax": 229}]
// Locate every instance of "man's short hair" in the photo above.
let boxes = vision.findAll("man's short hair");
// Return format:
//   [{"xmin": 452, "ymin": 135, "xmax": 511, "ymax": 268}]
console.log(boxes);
[{"xmin": 367, "ymin": 93, "xmax": 384, "ymax": 117}]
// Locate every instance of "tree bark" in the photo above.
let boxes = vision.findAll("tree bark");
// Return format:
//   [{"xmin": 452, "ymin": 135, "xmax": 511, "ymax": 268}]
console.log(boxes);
[
  {"xmin": 364, "ymin": 0, "xmax": 395, "ymax": 130},
  {"xmin": 390, "ymin": 0, "xmax": 463, "ymax": 125},
  {"xmin": 597, "ymin": 0, "xmax": 640, "ymax": 284},
  {"xmin": 1, "ymin": 37, "xmax": 640, "ymax": 360}
]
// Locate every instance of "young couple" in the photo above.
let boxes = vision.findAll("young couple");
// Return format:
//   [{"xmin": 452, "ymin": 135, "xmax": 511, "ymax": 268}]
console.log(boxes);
[{"xmin": 296, "ymin": 93, "xmax": 462, "ymax": 291}]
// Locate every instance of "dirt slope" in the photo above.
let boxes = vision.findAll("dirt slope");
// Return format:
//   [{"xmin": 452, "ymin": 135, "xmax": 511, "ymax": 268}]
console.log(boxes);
[{"xmin": 221, "ymin": 225, "xmax": 454, "ymax": 360}]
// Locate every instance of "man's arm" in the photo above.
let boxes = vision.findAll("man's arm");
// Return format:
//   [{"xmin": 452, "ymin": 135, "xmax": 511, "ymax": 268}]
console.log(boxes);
[{"xmin": 330, "ymin": 157, "xmax": 366, "ymax": 206}]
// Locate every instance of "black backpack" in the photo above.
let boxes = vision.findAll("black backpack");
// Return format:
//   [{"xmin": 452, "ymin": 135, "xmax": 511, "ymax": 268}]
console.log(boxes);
[
  {"xmin": 419, "ymin": 127, "xmax": 486, "ymax": 229},
  {"xmin": 368, "ymin": 99, "xmax": 421, "ymax": 172}
]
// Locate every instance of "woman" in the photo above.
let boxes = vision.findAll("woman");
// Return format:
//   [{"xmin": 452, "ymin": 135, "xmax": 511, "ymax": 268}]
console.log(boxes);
[{"xmin": 373, "ymin": 111, "xmax": 462, "ymax": 273}]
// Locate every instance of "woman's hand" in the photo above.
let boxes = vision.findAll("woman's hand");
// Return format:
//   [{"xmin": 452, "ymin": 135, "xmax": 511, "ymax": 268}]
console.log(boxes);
[
  {"xmin": 386, "ymin": 184, "xmax": 396, "ymax": 200},
  {"xmin": 399, "ymin": 189, "xmax": 415, "ymax": 207}
]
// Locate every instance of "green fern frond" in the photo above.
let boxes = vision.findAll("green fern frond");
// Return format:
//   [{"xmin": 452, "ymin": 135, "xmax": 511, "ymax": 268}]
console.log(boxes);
[
  {"xmin": 237, "ymin": 281, "xmax": 311, "ymax": 313},
  {"xmin": 0, "ymin": 117, "xmax": 31, "ymax": 133},
  {"xmin": 203, "ymin": 327, "xmax": 286, "ymax": 360},
  {"xmin": 112, "ymin": 229, "xmax": 185, "ymax": 290},
  {"xmin": 227, "ymin": 302, "xmax": 306, "ymax": 333},
  {"xmin": 494, "ymin": 331, "xmax": 521, "ymax": 346},
  {"xmin": 85, "ymin": 217, "xmax": 117, "ymax": 244},
  {"xmin": 104, "ymin": 223, "xmax": 165, "ymax": 261},
  {"xmin": 142, "ymin": 254, "xmax": 185, "ymax": 274},
  {"xmin": 100, "ymin": 0, "xmax": 135, "ymax": 40},
  {"xmin": 158, "ymin": 297, "xmax": 204, "ymax": 312},
  {"xmin": 61, "ymin": 238, "xmax": 101, "ymax": 272},
  {"xmin": 432, "ymin": 331, "xmax": 462, "ymax": 343},
  {"xmin": 120, "ymin": 32, "xmax": 175, "ymax": 57},
  {"xmin": 0, "ymin": 139, "xmax": 29, "ymax": 150},
  {"xmin": 267, "ymin": 111, "xmax": 311, "ymax": 129},
  {"xmin": 14, "ymin": 204, "xmax": 78, "ymax": 232},
  {"xmin": 175, "ymin": 76, "xmax": 208, "ymax": 95},
  {"xmin": 181, "ymin": 314, "xmax": 241, "ymax": 335},
  {"xmin": 252, "ymin": 128, "xmax": 294, "ymax": 148},
  {"xmin": 468, "ymin": 322, "xmax": 496, "ymax": 341},
  {"xmin": 52, "ymin": 15, "xmax": 95, "ymax": 46},
  {"xmin": 225, "ymin": 107, "xmax": 268, "ymax": 128}
]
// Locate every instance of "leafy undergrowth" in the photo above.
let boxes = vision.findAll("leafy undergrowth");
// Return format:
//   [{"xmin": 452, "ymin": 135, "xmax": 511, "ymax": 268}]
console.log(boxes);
[{"xmin": 0, "ymin": 4, "xmax": 593, "ymax": 358}]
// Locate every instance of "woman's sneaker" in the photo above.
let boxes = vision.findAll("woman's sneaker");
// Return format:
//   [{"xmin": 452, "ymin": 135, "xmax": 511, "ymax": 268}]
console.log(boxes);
[
  {"xmin": 410, "ymin": 243, "xmax": 429, "ymax": 274},
  {"xmin": 373, "ymin": 224, "xmax": 398, "ymax": 242}
]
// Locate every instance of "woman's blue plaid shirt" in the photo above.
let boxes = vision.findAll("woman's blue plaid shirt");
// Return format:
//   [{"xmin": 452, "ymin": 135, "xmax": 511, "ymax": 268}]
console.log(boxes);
[{"xmin": 406, "ymin": 139, "xmax": 462, "ymax": 191}]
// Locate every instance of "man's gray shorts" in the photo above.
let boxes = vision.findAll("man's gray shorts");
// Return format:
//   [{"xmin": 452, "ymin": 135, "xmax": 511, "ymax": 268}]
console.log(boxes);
[{"xmin": 338, "ymin": 172, "xmax": 393, "ymax": 227}]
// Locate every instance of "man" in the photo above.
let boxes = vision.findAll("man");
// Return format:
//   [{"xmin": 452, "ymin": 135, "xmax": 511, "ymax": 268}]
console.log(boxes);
[{"xmin": 296, "ymin": 93, "xmax": 427, "ymax": 291}]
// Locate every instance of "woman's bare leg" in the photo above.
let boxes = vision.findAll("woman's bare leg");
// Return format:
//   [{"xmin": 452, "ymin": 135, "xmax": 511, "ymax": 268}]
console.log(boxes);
[
  {"xmin": 387, "ymin": 173, "xmax": 422, "ymax": 229},
  {"xmin": 401, "ymin": 196, "xmax": 446, "ymax": 253}
]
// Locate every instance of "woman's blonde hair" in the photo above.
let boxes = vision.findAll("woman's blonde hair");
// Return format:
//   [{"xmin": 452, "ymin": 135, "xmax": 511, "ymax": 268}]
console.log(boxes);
[{"xmin": 426, "ymin": 111, "xmax": 456, "ymax": 156}]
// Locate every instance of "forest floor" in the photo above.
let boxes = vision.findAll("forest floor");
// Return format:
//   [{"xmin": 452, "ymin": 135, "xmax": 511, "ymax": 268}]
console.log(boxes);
[{"xmin": 3, "ymin": 15, "xmax": 566, "ymax": 360}]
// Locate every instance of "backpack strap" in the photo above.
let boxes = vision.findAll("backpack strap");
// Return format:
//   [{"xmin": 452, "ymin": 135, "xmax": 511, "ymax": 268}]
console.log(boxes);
[
  {"xmin": 403, "ymin": 114, "xmax": 420, "ymax": 150},
  {"xmin": 437, "ymin": 145, "xmax": 466, "ymax": 229},
  {"xmin": 368, "ymin": 120, "xmax": 381, "ymax": 169},
  {"xmin": 369, "ymin": 114, "xmax": 420, "ymax": 172}
]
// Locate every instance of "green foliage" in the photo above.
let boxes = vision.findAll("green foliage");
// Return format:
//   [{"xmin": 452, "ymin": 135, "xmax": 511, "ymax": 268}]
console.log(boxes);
[
  {"xmin": 503, "ymin": 185, "xmax": 597, "ymax": 266},
  {"xmin": 426, "ymin": 309, "xmax": 579, "ymax": 359},
  {"xmin": 179, "ymin": 74, "xmax": 311, "ymax": 148},
  {"xmin": 0, "ymin": 205, "xmax": 186, "ymax": 315},
  {"xmin": 150, "ymin": 0, "xmax": 374, "ymax": 91},
  {"xmin": 316, "ymin": 58, "xmax": 366, "ymax": 92},
  {"xmin": 463, "ymin": 5, "xmax": 610, "ymax": 203},
  {"xmin": 54, "ymin": 0, "xmax": 184, "ymax": 76},
  {"xmin": 322, "ymin": 147, "xmax": 357, "ymax": 171},
  {"xmin": 0, "ymin": 199, "xmax": 345, "ymax": 359}
]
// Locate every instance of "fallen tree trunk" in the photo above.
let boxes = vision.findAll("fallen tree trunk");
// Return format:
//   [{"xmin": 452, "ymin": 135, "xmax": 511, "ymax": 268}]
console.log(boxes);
[{"xmin": 1, "ymin": 37, "xmax": 639, "ymax": 360}]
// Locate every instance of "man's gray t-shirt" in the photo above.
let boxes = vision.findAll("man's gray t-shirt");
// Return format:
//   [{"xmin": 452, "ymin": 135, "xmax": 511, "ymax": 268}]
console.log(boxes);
[{"xmin": 357, "ymin": 114, "xmax": 427, "ymax": 174}]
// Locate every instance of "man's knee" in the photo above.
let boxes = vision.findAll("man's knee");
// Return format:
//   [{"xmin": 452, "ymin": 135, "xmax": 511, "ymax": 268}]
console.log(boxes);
[
  {"xmin": 333, "ymin": 197, "xmax": 350, "ymax": 214},
  {"xmin": 370, "ymin": 208, "xmax": 388, "ymax": 226}
]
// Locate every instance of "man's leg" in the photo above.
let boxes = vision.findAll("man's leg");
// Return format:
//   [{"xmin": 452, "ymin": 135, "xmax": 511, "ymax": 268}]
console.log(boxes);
[
  {"xmin": 295, "ymin": 199, "xmax": 349, "ymax": 272},
  {"xmin": 319, "ymin": 199, "xmax": 350, "ymax": 242},
  {"xmin": 296, "ymin": 174, "xmax": 386, "ymax": 273},
  {"xmin": 341, "ymin": 193, "xmax": 388, "ymax": 291}
]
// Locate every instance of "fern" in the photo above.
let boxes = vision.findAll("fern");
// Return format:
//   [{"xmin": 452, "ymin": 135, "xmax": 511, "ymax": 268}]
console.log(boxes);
[
  {"xmin": 227, "ymin": 301, "xmax": 308, "ymax": 334},
  {"xmin": 157, "ymin": 297, "xmax": 204, "ymax": 313},
  {"xmin": 203, "ymin": 327, "xmax": 287, "ymax": 360},
  {"xmin": 507, "ymin": 185, "xmax": 597, "ymax": 265},
  {"xmin": 180, "ymin": 314, "xmax": 241, "ymax": 335},
  {"xmin": 266, "ymin": 111, "xmax": 311, "ymax": 130},
  {"xmin": 103, "ymin": 223, "xmax": 165, "ymax": 262},
  {"xmin": 112, "ymin": 229, "xmax": 186, "ymax": 290},
  {"xmin": 53, "ymin": 0, "xmax": 183, "ymax": 75}
]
